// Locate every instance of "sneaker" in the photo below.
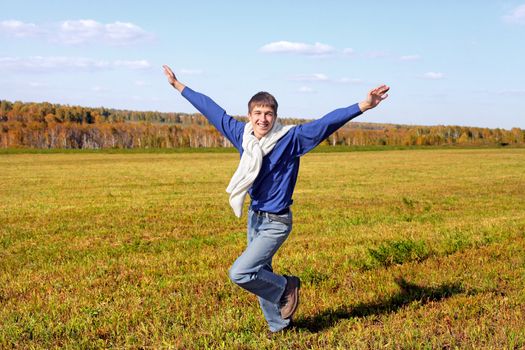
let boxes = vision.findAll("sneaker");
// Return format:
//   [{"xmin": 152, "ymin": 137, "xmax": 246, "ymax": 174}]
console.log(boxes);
[{"xmin": 280, "ymin": 275, "xmax": 300, "ymax": 319}]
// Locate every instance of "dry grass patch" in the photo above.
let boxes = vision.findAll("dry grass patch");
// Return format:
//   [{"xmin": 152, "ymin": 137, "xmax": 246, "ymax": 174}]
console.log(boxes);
[{"xmin": 1, "ymin": 149, "xmax": 524, "ymax": 348}]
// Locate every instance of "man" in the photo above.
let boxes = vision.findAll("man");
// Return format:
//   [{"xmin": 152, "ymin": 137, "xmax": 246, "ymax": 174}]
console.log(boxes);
[{"xmin": 163, "ymin": 64, "xmax": 389, "ymax": 333}]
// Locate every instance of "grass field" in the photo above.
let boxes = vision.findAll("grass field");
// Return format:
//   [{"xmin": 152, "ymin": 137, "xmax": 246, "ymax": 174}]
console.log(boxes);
[{"xmin": 1, "ymin": 149, "xmax": 524, "ymax": 349}]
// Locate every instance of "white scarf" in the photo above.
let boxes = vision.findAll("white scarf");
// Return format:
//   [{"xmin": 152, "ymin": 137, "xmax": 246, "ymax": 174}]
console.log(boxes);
[{"xmin": 226, "ymin": 121, "xmax": 294, "ymax": 217}]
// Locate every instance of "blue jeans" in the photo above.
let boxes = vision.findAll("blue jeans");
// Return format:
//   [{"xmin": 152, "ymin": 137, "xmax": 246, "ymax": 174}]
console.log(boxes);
[{"xmin": 228, "ymin": 208, "xmax": 293, "ymax": 332}]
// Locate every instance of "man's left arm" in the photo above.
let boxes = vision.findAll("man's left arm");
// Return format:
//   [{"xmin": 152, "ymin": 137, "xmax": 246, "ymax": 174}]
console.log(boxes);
[{"xmin": 292, "ymin": 85, "xmax": 389, "ymax": 156}]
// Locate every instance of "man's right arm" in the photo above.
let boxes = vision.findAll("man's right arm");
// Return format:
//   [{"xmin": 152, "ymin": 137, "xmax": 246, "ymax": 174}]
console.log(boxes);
[
  {"xmin": 181, "ymin": 87, "xmax": 244, "ymax": 149},
  {"xmin": 163, "ymin": 65, "xmax": 244, "ymax": 150}
]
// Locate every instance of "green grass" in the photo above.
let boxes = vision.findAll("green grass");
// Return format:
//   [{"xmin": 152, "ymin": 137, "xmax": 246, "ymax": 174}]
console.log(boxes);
[
  {"xmin": 1, "ymin": 149, "xmax": 524, "ymax": 348},
  {"xmin": 366, "ymin": 239, "xmax": 431, "ymax": 268}
]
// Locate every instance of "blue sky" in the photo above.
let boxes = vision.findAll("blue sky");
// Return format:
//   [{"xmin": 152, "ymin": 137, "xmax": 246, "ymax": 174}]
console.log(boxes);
[{"xmin": 2, "ymin": 1, "xmax": 525, "ymax": 129}]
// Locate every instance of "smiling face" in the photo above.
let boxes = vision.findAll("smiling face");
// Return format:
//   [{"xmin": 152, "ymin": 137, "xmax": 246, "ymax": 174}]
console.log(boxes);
[
  {"xmin": 247, "ymin": 91, "xmax": 278, "ymax": 140},
  {"xmin": 248, "ymin": 105, "xmax": 276, "ymax": 139}
]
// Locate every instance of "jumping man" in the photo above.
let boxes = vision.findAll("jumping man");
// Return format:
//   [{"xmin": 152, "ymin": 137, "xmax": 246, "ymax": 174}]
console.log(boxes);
[{"xmin": 163, "ymin": 64, "xmax": 389, "ymax": 333}]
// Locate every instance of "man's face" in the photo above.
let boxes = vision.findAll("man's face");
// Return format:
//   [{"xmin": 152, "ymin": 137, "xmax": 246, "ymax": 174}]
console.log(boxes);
[{"xmin": 248, "ymin": 105, "xmax": 276, "ymax": 139}]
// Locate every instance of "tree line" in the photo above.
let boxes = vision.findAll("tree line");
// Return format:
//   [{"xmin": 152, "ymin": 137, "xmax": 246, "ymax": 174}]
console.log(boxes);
[{"xmin": 1, "ymin": 99, "xmax": 524, "ymax": 149}]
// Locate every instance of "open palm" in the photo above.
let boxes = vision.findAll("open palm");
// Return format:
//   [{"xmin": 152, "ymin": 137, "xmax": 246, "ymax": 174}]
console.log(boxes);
[{"xmin": 366, "ymin": 85, "xmax": 390, "ymax": 109}]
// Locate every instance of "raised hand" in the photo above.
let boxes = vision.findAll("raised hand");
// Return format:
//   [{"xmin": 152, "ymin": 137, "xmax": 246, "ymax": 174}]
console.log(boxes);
[
  {"xmin": 359, "ymin": 85, "xmax": 390, "ymax": 112},
  {"xmin": 163, "ymin": 65, "xmax": 185, "ymax": 92}
]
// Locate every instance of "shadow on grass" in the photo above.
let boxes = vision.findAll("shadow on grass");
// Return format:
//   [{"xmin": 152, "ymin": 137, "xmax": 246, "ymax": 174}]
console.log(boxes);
[{"xmin": 294, "ymin": 277, "xmax": 465, "ymax": 333}]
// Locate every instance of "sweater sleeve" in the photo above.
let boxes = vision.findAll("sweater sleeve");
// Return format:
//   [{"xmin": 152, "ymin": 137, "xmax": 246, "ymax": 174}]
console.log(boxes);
[
  {"xmin": 292, "ymin": 103, "xmax": 362, "ymax": 156},
  {"xmin": 181, "ymin": 87, "xmax": 244, "ymax": 150}
]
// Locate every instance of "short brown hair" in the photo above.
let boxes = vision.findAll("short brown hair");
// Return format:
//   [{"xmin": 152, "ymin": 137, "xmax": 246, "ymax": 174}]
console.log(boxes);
[{"xmin": 248, "ymin": 91, "xmax": 278, "ymax": 114}]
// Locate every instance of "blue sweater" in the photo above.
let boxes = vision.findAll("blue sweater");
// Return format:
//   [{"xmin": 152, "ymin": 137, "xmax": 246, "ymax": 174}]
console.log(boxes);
[{"xmin": 182, "ymin": 87, "xmax": 363, "ymax": 213}]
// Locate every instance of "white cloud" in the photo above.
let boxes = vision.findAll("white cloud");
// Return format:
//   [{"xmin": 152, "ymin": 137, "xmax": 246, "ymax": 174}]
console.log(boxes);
[
  {"xmin": 0, "ymin": 56, "xmax": 151, "ymax": 72},
  {"xmin": 105, "ymin": 21, "xmax": 147, "ymax": 41},
  {"xmin": 113, "ymin": 59, "xmax": 150, "ymax": 69},
  {"xmin": 423, "ymin": 71, "xmax": 445, "ymax": 80},
  {"xmin": 259, "ymin": 41, "xmax": 402, "ymax": 60},
  {"xmin": 503, "ymin": 4, "xmax": 525, "ymax": 24},
  {"xmin": 58, "ymin": 19, "xmax": 102, "ymax": 44},
  {"xmin": 298, "ymin": 86, "xmax": 316, "ymax": 93},
  {"xmin": 400, "ymin": 54, "xmax": 421, "ymax": 61},
  {"xmin": 0, "ymin": 19, "xmax": 152, "ymax": 45},
  {"xmin": 58, "ymin": 20, "xmax": 150, "ymax": 45},
  {"xmin": 290, "ymin": 73, "xmax": 362, "ymax": 85},
  {"xmin": 0, "ymin": 20, "xmax": 41, "ymax": 37},
  {"xmin": 259, "ymin": 41, "xmax": 335, "ymax": 55},
  {"xmin": 180, "ymin": 68, "xmax": 203, "ymax": 75},
  {"xmin": 338, "ymin": 77, "xmax": 363, "ymax": 84},
  {"xmin": 291, "ymin": 73, "xmax": 329, "ymax": 81}
]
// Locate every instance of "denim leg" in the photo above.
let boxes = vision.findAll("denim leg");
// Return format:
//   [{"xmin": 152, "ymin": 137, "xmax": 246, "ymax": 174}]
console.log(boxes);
[
  {"xmin": 246, "ymin": 209, "xmax": 258, "ymax": 245},
  {"xmin": 229, "ymin": 209, "xmax": 293, "ymax": 332},
  {"xmin": 257, "ymin": 264, "xmax": 290, "ymax": 332}
]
